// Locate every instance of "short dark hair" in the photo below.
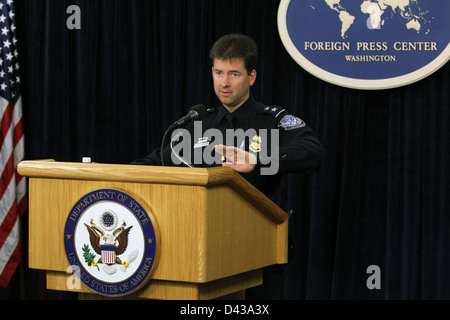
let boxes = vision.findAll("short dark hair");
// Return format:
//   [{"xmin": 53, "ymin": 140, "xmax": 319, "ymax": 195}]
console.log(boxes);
[{"xmin": 209, "ymin": 34, "xmax": 258, "ymax": 75}]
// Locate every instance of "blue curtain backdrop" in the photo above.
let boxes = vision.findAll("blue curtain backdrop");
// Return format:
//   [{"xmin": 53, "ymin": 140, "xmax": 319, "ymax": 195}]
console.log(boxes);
[{"xmin": 2, "ymin": 0, "xmax": 449, "ymax": 299}]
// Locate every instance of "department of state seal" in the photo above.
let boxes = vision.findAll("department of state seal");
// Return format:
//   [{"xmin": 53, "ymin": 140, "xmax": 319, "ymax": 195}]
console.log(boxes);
[{"xmin": 64, "ymin": 189, "xmax": 160, "ymax": 297}]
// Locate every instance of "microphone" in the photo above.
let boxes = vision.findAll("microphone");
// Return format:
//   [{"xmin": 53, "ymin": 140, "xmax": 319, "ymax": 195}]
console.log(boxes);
[
  {"xmin": 170, "ymin": 131, "xmax": 193, "ymax": 168},
  {"xmin": 168, "ymin": 104, "xmax": 207, "ymax": 130},
  {"xmin": 161, "ymin": 104, "xmax": 208, "ymax": 166}
]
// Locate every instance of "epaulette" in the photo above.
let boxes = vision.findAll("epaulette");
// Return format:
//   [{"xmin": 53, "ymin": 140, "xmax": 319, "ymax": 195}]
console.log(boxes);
[
  {"xmin": 207, "ymin": 107, "xmax": 219, "ymax": 113},
  {"xmin": 260, "ymin": 105, "xmax": 286, "ymax": 118},
  {"xmin": 261, "ymin": 105, "xmax": 307, "ymax": 130}
]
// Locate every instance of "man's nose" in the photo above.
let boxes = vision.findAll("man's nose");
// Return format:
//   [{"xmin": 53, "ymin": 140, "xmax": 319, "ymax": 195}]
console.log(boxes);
[{"xmin": 220, "ymin": 75, "xmax": 230, "ymax": 86}]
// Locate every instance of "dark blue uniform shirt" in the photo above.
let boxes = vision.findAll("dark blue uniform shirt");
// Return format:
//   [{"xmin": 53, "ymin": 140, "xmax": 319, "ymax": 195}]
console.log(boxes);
[{"xmin": 132, "ymin": 96, "xmax": 323, "ymax": 208}]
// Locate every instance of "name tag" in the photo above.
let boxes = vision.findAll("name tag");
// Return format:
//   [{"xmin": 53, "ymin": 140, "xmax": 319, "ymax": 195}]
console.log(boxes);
[{"xmin": 194, "ymin": 137, "xmax": 210, "ymax": 148}]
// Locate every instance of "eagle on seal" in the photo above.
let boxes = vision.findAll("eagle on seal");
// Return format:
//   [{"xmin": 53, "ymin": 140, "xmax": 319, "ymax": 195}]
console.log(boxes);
[{"xmin": 84, "ymin": 219, "xmax": 133, "ymax": 265}]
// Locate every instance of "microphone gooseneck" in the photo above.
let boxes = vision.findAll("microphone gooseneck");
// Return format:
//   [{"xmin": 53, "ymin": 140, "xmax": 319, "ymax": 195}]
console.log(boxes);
[{"xmin": 161, "ymin": 104, "xmax": 207, "ymax": 166}]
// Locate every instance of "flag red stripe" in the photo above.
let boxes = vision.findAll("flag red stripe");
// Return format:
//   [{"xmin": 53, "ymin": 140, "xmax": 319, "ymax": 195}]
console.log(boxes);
[
  {"xmin": 16, "ymin": 188, "xmax": 27, "ymax": 218},
  {"xmin": 13, "ymin": 116, "xmax": 23, "ymax": 148},
  {"xmin": 0, "ymin": 103, "xmax": 12, "ymax": 147},
  {"xmin": 0, "ymin": 240, "xmax": 20, "ymax": 287},
  {"xmin": 0, "ymin": 152, "xmax": 14, "ymax": 201},
  {"xmin": 0, "ymin": 200, "xmax": 17, "ymax": 249}
]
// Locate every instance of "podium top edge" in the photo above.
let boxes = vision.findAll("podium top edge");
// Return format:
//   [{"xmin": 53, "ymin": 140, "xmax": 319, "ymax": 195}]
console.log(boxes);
[{"xmin": 17, "ymin": 160, "xmax": 235, "ymax": 186}]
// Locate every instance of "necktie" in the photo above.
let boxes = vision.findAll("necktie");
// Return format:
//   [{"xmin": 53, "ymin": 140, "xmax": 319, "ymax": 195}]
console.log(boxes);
[
  {"xmin": 223, "ymin": 113, "xmax": 235, "ymax": 146},
  {"xmin": 221, "ymin": 113, "xmax": 235, "ymax": 162}
]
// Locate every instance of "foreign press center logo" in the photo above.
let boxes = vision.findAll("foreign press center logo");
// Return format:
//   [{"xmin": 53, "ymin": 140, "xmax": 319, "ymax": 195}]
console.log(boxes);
[
  {"xmin": 64, "ymin": 189, "xmax": 160, "ymax": 297},
  {"xmin": 278, "ymin": 0, "xmax": 450, "ymax": 90}
]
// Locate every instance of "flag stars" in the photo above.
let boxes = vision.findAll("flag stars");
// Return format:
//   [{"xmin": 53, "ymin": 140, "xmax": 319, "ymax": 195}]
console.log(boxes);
[{"xmin": 0, "ymin": 1, "xmax": 21, "ymax": 103}]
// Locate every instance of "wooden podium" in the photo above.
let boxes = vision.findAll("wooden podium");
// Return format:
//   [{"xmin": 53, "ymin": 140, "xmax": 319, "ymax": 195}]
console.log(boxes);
[{"xmin": 17, "ymin": 160, "xmax": 288, "ymax": 300}]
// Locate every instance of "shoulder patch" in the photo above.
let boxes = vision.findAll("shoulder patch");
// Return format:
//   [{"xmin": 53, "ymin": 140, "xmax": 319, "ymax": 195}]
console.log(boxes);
[{"xmin": 278, "ymin": 115, "xmax": 306, "ymax": 130}]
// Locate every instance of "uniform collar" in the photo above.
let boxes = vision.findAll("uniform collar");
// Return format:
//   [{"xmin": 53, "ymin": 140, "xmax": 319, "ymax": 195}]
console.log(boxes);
[{"xmin": 217, "ymin": 96, "xmax": 256, "ymax": 125}]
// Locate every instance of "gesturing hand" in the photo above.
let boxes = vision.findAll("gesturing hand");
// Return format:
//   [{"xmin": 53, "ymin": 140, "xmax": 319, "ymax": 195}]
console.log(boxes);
[{"xmin": 215, "ymin": 144, "xmax": 257, "ymax": 173}]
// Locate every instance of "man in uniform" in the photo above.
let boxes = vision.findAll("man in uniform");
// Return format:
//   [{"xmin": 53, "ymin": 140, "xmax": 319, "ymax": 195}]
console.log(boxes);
[{"xmin": 132, "ymin": 34, "xmax": 323, "ymax": 299}]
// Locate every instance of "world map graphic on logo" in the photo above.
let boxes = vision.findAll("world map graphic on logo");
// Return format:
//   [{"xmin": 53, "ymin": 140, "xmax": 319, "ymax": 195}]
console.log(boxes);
[
  {"xmin": 278, "ymin": 0, "xmax": 450, "ymax": 89},
  {"xmin": 326, "ymin": 0, "xmax": 433, "ymax": 39}
]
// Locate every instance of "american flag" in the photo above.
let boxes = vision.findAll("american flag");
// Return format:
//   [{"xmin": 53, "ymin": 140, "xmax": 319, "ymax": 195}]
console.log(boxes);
[{"xmin": 0, "ymin": 0, "xmax": 26, "ymax": 288}]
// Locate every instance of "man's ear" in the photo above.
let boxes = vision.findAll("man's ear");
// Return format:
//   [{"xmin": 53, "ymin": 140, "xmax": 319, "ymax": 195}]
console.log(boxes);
[{"xmin": 249, "ymin": 70, "xmax": 257, "ymax": 86}]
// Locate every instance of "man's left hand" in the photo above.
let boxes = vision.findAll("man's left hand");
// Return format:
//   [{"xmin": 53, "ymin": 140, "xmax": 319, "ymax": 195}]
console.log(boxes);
[{"xmin": 215, "ymin": 144, "xmax": 257, "ymax": 173}]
